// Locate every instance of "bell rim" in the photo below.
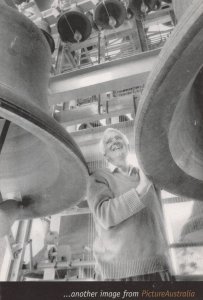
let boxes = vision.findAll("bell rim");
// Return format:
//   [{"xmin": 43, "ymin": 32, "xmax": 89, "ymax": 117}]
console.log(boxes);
[
  {"xmin": 0, "ymin": 86, "xmax": 89, "ymax": 217},
  {"xmin": 0, "ymin": 88, "xmax": 88, "ymax": 166},
  {"xmin": 41, "ymin": 29, "xmax": 55, "ymax": 54}
]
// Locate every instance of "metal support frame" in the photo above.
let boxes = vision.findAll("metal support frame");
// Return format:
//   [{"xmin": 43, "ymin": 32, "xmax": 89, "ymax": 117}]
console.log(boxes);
[
  {"xmin": 7, "ymin": 220, "xmax": 32, "ymax": 281},
  {"xmin": 48, "ymin": 49, "xmax": 160, "ymax": 104},
  {"xmin": 5, "ymin": 230, "xmax": 22, "ymax": 261},
  {"xmin": 136, "ymin": 19, "xmax": 148, "ymax": 52},
  {"xmin": 54, "ymin": 95, "xmax": 135, "ymax": 126},
  {"xmin": 38, "ymin": 259, "xmax": 95, "ymax": 271}
]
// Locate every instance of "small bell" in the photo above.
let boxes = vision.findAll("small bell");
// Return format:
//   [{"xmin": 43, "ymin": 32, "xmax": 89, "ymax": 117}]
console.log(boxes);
[
  {"xmin": 57, "ymin": 6, "xmax": 92, "ymax": 43},
  {"xmin": 94, "ymin": 0, "xmax": 126, "ymax": 30}
]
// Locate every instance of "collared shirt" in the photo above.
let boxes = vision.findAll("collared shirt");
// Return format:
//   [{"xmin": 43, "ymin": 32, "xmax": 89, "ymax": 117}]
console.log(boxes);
[{"xmin": 108, "ymin": 163, "xmax": 139, "ymax": 177}]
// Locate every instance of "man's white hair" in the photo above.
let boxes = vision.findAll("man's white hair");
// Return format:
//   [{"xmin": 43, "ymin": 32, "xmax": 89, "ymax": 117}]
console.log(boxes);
[{"xmin": 100, "ymin": 128, "xmax": 129, "ymax": 155}]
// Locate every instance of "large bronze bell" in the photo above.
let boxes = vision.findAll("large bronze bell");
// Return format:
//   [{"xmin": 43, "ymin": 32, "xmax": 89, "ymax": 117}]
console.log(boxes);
[
  {"xmin": 0, "ymin": 4, "xmax": 88, "ymax": 236},
  {"xmin": 94, "ymin": 0, "xmax": 126, "ymax": 30},
  {"xmin": 57, "ymin": 6, "xmax": 92, "ymax": 43},
  {"xmin": 135, "ymin": 0, "xmax": 203, "ymax": 200}
]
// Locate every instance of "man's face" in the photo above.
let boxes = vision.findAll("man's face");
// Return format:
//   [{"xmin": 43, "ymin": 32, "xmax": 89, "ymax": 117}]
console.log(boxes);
[{"xmin": 103, "ymin": 131, "xmax": 129, "ymax": 166}]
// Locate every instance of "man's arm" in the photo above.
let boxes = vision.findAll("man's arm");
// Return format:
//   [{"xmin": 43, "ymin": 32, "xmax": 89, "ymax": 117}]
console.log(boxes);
[{"xmin": 87, "ymin": 170, "xmax": 151, "ymax": 230}]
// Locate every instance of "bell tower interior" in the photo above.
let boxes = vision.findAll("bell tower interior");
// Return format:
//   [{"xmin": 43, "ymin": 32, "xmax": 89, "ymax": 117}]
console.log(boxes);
[{"xmin": 0, "ymin": 0, "xmax": 202, "ymax": 284}]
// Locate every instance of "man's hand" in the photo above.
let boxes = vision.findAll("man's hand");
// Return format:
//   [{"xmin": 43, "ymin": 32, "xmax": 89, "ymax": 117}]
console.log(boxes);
[{"xmin": 136, "ymin": 168, "xmax": 151, "ymax": 196}]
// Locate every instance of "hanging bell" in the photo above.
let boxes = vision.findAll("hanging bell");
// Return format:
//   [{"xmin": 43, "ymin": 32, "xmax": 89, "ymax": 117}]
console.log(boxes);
[
  {"xmin": 34, "ymin": 0, "xmax": 54, "ymax": 11},
  {"xmin": 35, "ymin": 19, "xmax": 55, "ymax": 53},
  {"xmin": 127, "ymin": 0, "xmax": 162, "ymax": 20},
  {"xmin": 94, "ymin": 0, "xmax": 126, "ymax": 30},
  {"xmin": 0, "ymin": 4, "xmax": 88, "ymax": 237},
  {"xmin": 144, "ymin": 0, "xmax": 162, "ymax": 12},
  {"xmin": 127, "ymin": 0, "xmax": 145, "ymax": 20},
  {"xmin": 126, "ymin": 7, "xmax": 134, "ymax": 20},
  {"xmin": 134, "ymin": 0, "xmax": 203, "ymax": 200},
  {"xmin": 57, "ymin": 6, "xmax": 92, "ymax": 43},
  {"xmin": 13, "ymin": 0, "xmax": 26, "ymax": 5}
]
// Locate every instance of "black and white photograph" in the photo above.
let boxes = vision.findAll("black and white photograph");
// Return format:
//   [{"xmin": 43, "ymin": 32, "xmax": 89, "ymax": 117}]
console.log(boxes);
[{"xmin": 0, "ymin": 0, "xmax": 203, "ymax": 299}]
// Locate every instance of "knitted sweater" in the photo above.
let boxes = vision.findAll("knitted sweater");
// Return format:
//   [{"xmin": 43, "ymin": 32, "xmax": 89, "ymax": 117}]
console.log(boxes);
[{"xmin": 87, "ymin": 167, "xmax": 170, "ymax": 280}]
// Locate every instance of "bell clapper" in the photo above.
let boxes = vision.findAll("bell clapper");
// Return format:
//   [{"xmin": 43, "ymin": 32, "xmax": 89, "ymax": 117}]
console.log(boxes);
[
  {"xmin": 74, "ymin": 30, "xmax": 82, "ymax": 43},
  {"xmin": 0, "ymin": 203, "xmax": 20, "ymax": 238},
  {"xmin": 102, "ymin": 1, "xmax": 117, "ymax": 31},
  {"xmin": 108, "ymin": 16, "xmax": 117, "ymax": 28},
  {"xmin": 0, "ymin": 193, "xmax": 24, "ymax": 237}
]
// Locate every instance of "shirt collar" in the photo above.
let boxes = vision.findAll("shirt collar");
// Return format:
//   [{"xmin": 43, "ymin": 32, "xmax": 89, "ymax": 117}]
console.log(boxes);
[
  {"xmin": 108, "ymin": 163, "xmax": 117, "ymax": 173},
  {"xmin": 108, "ymin": 163, "xmax": 138, "ymax": 176}
]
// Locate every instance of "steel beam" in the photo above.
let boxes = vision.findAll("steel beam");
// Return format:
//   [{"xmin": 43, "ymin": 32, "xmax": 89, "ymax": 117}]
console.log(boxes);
[
  {"xmin": 54, "ymin": 97, "xmax": 135, "ymax": 126},
  {"xmin": 38, "ymin": 260, "xmax": 95, "ymax": 270},
  {"xmin": 48, "ymin": 49, "xmax": 160, "ymax": 104},
  {"xmin": 72, "ymin": 120, "xmax": 134, "ymax": 145}
]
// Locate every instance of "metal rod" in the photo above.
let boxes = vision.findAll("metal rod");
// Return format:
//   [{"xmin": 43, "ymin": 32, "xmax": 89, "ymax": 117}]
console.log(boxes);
[
  {"xmin": 98, "ymin": 31, "xmax": 101, "ymax": 64},
  {"xmin": 7, "ymin": 220, "xmax": 32, "ymax": 281},
  {"xmin": 169, "ymin": 242, "xmax": 203, "ymax": 248},
  {"xmin": 133, "ymin": 95, "xmax": 137, "ymax": 116},
  {"xmin": 0, "ymin": 119, "xmax": 11, "ymax": 155}
]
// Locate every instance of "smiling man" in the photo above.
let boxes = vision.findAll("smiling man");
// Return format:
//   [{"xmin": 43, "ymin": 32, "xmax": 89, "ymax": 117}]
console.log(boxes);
[{"xmin": 87, "ymin": 128, "xmax": 172, "ymax": 281}]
